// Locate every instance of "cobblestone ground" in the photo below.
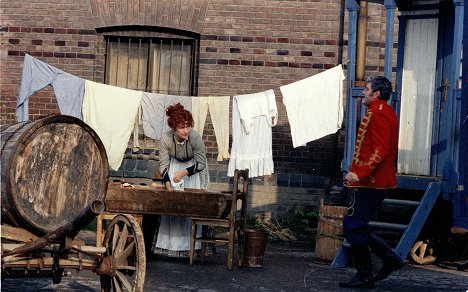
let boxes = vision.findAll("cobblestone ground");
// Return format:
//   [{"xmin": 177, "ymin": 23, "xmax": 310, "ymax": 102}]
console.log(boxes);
[{"xmin": 2, "ymin": 231, "xmax": 467, "ymax": 291}]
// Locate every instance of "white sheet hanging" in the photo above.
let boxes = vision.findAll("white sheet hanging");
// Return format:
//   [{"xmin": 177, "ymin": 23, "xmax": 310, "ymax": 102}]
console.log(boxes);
[{"xmin": 280, "ymin": 64, "xmax": 345, "ymax": 148}]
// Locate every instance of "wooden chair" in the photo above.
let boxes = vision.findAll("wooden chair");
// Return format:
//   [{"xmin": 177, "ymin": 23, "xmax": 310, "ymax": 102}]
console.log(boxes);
[{"xmin": 189, "ymin": 169, "xmax": 249, "ymax": 270}]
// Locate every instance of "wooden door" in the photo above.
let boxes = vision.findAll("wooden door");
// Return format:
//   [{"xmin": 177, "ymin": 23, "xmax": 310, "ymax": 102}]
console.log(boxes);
[{"xmin": 397, "ymin": 18, "xmax": 439, "ymax": 175}]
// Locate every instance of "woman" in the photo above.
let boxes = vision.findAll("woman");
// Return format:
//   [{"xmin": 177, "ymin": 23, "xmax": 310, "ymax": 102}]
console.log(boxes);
[{"xmin": 152, "ymin": 103, "xmax": 209, "ymax": 258}]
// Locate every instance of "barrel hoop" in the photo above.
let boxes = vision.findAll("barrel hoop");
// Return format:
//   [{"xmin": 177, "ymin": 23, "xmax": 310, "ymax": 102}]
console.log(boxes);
[
  {"xmin": 318, "ymin": 214, "xmax": 344, "ymax": 229},
  {"xmin": 0, "ymin": 121, "xmax": 31, "ymax": 158},
  {"xmin": 316, "ymin": 213, "xmax": 345, "ymax": 240},
  {"xmin": 315, "ymin": 233, "xmax": 344, "ymax": 240}
]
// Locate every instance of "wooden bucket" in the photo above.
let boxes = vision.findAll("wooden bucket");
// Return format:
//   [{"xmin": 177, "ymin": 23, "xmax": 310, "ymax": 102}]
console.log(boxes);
[
  {"xmin": 1, "ymin": 115, "xmax": 109, "ymax": 236},
  {"xmin": 315, "ymin": 203, "xmax": 347, "ymax": 261},
  {"xmin": 243, "ymin": 229, "xmax": 268, "ymax": 267}
]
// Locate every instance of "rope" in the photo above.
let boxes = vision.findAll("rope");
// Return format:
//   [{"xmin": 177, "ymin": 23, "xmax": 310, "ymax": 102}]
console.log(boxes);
[
  {"xmin": 315, "ymin": 214, "xmax": 344, "ymax": 241},
  {"xmin": 318, "ymin": 214, "xmax": 344, "ymax": 229}
]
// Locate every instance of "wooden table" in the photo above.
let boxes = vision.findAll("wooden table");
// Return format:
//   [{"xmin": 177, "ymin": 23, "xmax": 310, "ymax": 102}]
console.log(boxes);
[{"xmin": 96, "ymin": 183, "xmax": 233, "ymax": 246}]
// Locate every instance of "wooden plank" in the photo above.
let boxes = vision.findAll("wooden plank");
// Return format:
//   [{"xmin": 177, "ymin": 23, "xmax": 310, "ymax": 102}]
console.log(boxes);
[
  {"xmin": 1, "ymin": 256, "xmax": 96, "ymax": 269},
  {"xmin": 105, "ymin": 183, "xmax": 232, "ymax": 218},
  {"xmin": 1, "ymin": 225, "xmax": 38, "ymax": 243},
  {"xmin": 382, "ymin": 198, "xmax": 420, "ymax": 206}
]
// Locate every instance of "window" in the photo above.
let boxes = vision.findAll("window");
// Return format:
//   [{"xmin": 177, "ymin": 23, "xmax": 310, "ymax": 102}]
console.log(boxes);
[{"xmin": 104, "ymin": 35, "xmax": 198, "ymax": 96}]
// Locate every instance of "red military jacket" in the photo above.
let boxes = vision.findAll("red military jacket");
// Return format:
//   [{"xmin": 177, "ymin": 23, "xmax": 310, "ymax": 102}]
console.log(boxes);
[{"xmin": 348, "ymin": 99, "xmax": 398, "ymax": 189}]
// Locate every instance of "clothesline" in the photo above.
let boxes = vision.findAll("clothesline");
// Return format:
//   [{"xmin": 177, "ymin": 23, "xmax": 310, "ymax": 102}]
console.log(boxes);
[{"xmin": 15, "ymin": 54, "xmax": 345, "ymax": 175}]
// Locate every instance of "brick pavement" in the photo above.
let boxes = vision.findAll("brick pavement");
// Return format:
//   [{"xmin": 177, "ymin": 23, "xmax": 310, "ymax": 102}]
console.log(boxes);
[{"xmin": 1, "ymin": 232, "xmax": 467, "ymax": 291}]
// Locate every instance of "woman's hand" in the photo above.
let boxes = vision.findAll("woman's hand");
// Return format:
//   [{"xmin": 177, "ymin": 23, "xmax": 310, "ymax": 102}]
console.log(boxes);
[
  {"xmin": 165, "ymin": 181, "xmax": 173, "ymax": 191},
  {"xmin": 172, "ymin": 169, "xmax": 188, "ymax": 183}
]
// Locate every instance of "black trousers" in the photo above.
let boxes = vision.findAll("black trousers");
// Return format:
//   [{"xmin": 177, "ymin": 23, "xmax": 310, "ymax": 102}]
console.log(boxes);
[{"xmin": 343, "ymin": 188, "xmax": 390, "ymax": 245}]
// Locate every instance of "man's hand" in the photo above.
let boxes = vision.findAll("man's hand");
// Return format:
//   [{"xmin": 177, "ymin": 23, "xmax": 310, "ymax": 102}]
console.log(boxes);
[{"xmin": 344, "ymin": 172, "xmax": 359, "ymax": 185}]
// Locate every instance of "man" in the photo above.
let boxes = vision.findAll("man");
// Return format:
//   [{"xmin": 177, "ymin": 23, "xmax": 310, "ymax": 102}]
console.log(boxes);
[{"xmin": 340, "ymin": 76, "xmax": 404, "ymax": 289}]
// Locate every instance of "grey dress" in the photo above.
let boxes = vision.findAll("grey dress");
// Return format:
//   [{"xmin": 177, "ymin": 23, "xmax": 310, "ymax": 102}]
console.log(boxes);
[{"xmin": 152, "ymin": 130, "xmax": 210, "ymax": 257}]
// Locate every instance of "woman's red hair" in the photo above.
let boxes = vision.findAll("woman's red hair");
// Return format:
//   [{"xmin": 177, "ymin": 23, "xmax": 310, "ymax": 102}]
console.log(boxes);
[{"xmin": 166, "ymin": 103, "xmax": 194, "ymax": 129}]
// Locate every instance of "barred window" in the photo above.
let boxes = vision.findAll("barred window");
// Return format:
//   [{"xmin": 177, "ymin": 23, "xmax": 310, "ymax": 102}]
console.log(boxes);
[{"xmin": 104, "ymin": 36, "xmax": 198, "ymax": 96}]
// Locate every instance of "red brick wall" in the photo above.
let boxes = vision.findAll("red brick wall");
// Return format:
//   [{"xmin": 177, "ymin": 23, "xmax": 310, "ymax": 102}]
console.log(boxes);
[{"xmin": 0, "ymin": 0, "xmax": 396, "ymax": 215}]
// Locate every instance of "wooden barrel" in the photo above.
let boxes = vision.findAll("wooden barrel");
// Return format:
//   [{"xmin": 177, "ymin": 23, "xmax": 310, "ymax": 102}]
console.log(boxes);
[
  {"xmin": 315, "ymin": 204, "xmax": 347, "ymax": 261},
  {"xmin": 1, "ymin": 115, "xmax": 109, "ymax": 236}
]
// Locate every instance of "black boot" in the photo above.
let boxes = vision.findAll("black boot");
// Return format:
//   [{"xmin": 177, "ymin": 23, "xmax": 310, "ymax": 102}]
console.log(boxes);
[
  {"xmin": 339, "ymin": 243, "xmax": 375, "ymax": 289},
  {"xmin": 368, "ymin": 233, "xmax": 404, "ymax": 281}
]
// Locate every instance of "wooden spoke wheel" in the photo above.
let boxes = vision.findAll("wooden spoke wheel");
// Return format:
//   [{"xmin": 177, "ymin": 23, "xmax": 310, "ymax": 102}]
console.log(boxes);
[
  {"xmin": 410, "ymin": 240, "xmax": 436, "ymax": 265},
  {"xmin": 100, "ymin": 214, "xmax": 146, "ymax": 292}
]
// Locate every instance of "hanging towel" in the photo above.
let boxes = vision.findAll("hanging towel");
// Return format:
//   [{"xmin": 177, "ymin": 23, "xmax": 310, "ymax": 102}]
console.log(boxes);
[
  {"xmin": 228, "ymin": 90, "xmax": 277, "ymax": 177},
  {"xmin": 16, "ymin": 54, "xmax": 85, "ymax": 122},
  {"xmin": 82, "ymin": 80, "xmax": 143, "ymax": 170},
  {"xmin": 192, "ymin": 95, "xmax": 231, "ymax": 161},
  {"xmin": 140, "ymin": 93, "xmax": 192, "ymax": 140},
  {"xmin": 280, "ymin": 64, "xmax": 345, "ymax": 148}
]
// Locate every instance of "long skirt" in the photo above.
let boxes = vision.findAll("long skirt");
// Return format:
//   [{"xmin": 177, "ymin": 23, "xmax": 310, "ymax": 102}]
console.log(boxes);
[{"xmin": 151, "ymin": 158, "xmax": 202, "ymax": 258}]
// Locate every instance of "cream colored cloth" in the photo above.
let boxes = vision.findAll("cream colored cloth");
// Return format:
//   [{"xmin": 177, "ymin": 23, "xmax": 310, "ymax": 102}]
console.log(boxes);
[
  {"xmin": 280, "ymin": 64, "xmax": 345, "ymax": 148},
  {"xmin": 82, "ymin": 80, "xmax": 143, "ymax": 170},
  {"xmin": 192, "ymin": 95, "xmax": 231, "ymax": 161}
]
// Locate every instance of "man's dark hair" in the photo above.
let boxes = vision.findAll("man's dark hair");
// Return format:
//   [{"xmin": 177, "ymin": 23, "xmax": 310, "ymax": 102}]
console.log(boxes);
[{"xmin": 367, "ymin": 76, "xmax": 392, "ymax": 101}]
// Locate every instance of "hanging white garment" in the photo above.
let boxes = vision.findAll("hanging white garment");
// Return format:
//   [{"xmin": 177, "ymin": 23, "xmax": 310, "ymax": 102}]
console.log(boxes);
[
  {"xmin": 228, "ymin": 90, "xmax": 277, "ymax": 177},
  {"xmin": 280, "ymin": 64, "xmax": 345, "ymax": 148},
  {"xmin": 192, "ymin": 95, "xmax": 231, "ymax": 161},
  {"xmin": 235, "ymin": 89, "xmax": 277, "ymax": 134},
  {"xmin": 82, "ymin": 80, "xmax": 143, "ymax": 170}
]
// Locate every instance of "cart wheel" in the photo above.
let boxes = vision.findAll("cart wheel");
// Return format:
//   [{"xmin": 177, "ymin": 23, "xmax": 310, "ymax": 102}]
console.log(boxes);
[
  {"xmin": 100, "ymin": 214, "xmax": 146, "ymax": 292},
  {"xmin": 410, "ymin": 240, "xmax": 436, "ymax": 265}
]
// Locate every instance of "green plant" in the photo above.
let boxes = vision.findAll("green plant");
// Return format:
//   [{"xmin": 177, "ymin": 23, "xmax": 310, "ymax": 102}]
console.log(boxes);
[
  {"xmin": 246, "ymin": 215, "xmax": 267, "ymax": 230},
  {"xmin": 246, "ymin": 207, "xmax": 319, "ymax": 241}
]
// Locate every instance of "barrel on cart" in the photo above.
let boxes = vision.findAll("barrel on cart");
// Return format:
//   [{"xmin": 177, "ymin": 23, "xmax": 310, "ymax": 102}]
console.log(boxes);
[
  {"xmin": 1, "ymin": 115, "xmax": 109, "ymax": 235},
  {"xmin": 1, "ymin": 115, "xmax": 146, "ymax": 291}
]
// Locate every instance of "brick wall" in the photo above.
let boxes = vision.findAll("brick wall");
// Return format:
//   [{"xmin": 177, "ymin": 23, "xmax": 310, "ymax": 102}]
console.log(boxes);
[{"xmin": 0, "ymin": 0, "xmax": 396, "ymax": 216}]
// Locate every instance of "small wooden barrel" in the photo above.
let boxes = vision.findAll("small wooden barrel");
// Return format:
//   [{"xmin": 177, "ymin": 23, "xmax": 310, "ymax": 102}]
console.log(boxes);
[
  {"xmin": 1, "ymin": 115, "xmax": 109, "ymax": 236},
  {"xmin": 315, "ymin": 204, "xmax": 347, "ymax": 261}
]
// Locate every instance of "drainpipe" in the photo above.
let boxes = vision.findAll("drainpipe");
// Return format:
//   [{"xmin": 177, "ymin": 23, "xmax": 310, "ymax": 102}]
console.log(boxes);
[
  {"xmin": 337, "ymin": 0, "xmax": 346, "ymax": 65},
  {"xmin": 356, "ymin": 0, "xmax": 368, "ymax": 86},
  {"xmin": 342, "ymin": 0, "xmax": 359, "ymax": 174}
]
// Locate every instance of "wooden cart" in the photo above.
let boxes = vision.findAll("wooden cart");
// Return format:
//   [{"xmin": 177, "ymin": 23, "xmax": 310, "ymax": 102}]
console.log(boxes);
[
  {"xmin": 98, "ymin": 168, "xmax": 249, "ymax": 271},
  {"xmin": 1, "ymin": 116, "xmax": 146, "ymax": 291},
  {"xmin": 1, "ymin": 209, "xmax": 146, "ymax": 291}
]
